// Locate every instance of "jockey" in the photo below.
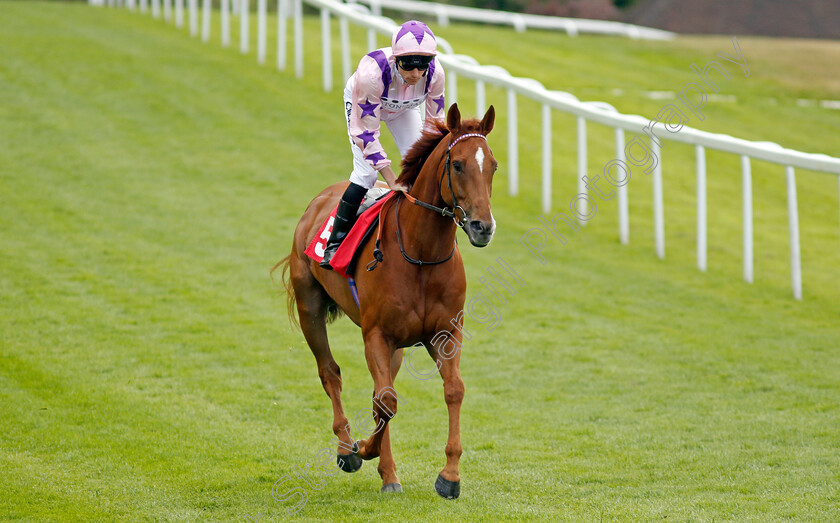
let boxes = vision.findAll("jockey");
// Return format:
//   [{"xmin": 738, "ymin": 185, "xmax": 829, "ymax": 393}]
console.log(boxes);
[{"xmin": 321, "ymin": 20, "xmax": 446, "ymax": 270}]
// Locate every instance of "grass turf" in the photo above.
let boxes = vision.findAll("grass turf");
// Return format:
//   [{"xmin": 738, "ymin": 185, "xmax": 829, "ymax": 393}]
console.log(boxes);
[{"xmin": 1, "ymin": 2, "xmax": 839, "ymax": 521}]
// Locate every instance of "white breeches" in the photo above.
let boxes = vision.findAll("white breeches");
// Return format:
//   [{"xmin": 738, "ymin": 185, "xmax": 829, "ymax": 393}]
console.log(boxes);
[{"xmin": 344, "ymin": 86, "xmax": 423, "ymax": 189}]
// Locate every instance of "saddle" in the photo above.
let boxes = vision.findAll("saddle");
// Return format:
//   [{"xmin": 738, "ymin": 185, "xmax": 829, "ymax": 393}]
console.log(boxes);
[
  {"xmin": 304, "ymin": 188, "xmax": 395, "ymax": 278},
  {"xmin": 357, "ymin": 187, "xmax": 391, "ymax": 217}
]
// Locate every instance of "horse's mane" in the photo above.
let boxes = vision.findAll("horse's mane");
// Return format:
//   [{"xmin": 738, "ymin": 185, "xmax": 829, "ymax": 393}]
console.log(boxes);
[{"xmin": 396, "ymin": 117, "xmax": 485, "ymax": 187}]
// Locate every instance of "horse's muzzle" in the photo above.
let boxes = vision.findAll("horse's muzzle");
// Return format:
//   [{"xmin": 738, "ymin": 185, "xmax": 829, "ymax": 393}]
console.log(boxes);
[{"xmin": 466, "ymin": 219, "xmax": 495, "ymax": 247}]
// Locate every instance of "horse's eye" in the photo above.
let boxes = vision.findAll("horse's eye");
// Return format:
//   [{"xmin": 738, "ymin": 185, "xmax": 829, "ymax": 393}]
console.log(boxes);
[{"xmin": 452, "ymin": 161, "xmax": 462, "ymax": 173}]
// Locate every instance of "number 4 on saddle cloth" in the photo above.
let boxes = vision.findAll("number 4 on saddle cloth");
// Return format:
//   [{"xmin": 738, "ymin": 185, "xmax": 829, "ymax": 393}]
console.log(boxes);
[{"xmin": 304, "ymin": 187, "xmax": 395, "ymax": 283}]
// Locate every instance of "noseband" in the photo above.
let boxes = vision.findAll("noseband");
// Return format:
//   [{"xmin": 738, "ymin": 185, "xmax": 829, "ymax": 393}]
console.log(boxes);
[{"xmin": 366, "ymin": 132, "xmax": 488, "ymax": 271}]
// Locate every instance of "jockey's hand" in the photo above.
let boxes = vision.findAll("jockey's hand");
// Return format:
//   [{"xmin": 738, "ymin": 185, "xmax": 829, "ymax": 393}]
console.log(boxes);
[{"xmin": 380, "ymin": 166, "xmax": 409, "ymax": 193}]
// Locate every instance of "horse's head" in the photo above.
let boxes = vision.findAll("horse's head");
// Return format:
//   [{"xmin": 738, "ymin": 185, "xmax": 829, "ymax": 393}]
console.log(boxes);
[{"xmin": 442, "ymin": 104, "xmax": 497, "ymax": 247}]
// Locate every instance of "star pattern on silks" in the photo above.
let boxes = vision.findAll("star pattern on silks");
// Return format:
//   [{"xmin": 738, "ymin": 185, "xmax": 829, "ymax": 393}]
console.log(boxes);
[
  {"xmin": 359, "ymin": 98, "xmax": 378, "ymax": 119},
  {"xmin": 432, "ymin": 95, "xmax": 445, "ymax": 114},
  {"xmin": 357, "ymin": 130, "xmax": 376, "ymax": 148},
  {"xmin": 365, "ymin": 151, "xmax": 386, "ymax": 166}
]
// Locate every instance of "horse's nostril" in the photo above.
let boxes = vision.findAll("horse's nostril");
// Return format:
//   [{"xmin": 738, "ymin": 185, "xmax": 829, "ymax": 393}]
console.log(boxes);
[{"xmin": 469, "ymin": 220, "xmax": 484, "ymax": 233}]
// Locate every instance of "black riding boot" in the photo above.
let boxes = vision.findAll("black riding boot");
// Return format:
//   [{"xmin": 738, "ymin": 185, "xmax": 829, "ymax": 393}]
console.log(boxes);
[{"xmin": 320, "ymin": 184, "xmax": 367, "ymax": 270}]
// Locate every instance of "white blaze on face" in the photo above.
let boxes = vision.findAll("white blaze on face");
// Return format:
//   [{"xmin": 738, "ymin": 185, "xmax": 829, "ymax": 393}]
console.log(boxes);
[{"xmin": 475, "ymin": 147, "xmax": 485, "ymax": 175}]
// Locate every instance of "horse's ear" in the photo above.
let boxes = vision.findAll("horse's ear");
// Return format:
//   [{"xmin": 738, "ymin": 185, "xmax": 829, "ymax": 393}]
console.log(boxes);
[
  {"xmin": 447, "ymin": 103, "xmax": 461, "ymax": 134},
  {"xmin": 480, "ymin": 105, "xmax": 495, "ymax": 136}
]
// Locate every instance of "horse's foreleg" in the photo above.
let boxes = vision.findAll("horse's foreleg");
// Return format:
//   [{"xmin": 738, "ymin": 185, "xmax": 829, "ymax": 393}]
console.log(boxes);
[
  {"xmin": 356, "ymin": 330, "xmax": 399, "ymax": 463},
  {"xmin": 429, "ymin": 341, "xmax": 464, "ymax": 499},
  {"xmin": 377, "ymin": 348, "xmax": 404, "ymax": 492}
]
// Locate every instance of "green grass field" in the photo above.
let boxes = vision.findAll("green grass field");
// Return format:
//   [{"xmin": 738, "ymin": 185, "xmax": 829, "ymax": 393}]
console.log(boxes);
[{"xmin": 2, "ymin": 2, "xmax": 839, "ymax": 521}]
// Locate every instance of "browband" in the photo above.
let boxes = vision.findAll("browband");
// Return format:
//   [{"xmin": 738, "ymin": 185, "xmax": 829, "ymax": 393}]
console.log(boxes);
[{"xmin": 447, "ymin": 132, "xmax": 486, "ymax": 150}]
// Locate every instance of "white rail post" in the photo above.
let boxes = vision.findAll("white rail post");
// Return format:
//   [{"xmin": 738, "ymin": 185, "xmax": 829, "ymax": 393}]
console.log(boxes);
[
  {"xmin": 339, "ymin": 16, "xmax": 351, "ymax": 82},
  {"xmin": 278, "ymin": 0, "xmax": 287, "ymax": 70},
  {"xmin": 367, "ymin": 28, "xmax": 376, "ymax": 52},
  {"xmin": 321, "ymin": 8, "xmax": 332, "ymax": 92},
  {"xmin": 506, "ymin": 87, "xmax": 518, "ymax": 197},
  {"xmin": 175, "ymin": 0, "xmax": 183, "ymax": 27},
  {"xmin": 512, "ymin": 13, "xmax": 526, "ymax": 32},
  {"xmin": 240, "ymin": 0, "xmax": 249, "ymax": 54},
  {"xmin": 786, "ymin": 166, "xmax": 802, "ymax": 300},
  {"xmin": 294, "ymin": 0, "xmax": 303, "ymax": 78},
  {"xmin": 140, "ymin": 0, "xmax": 147, "ymax": 13},
  {"xmin": 696, "ymin": 145, "xmax": 707, "ymax": 272},
  {"xmin": 152, "ymin": 0, "xmax": 160, "ymax": 18},
  {"xmin": 576, "ymin": 116, "xmax": 587, "ymax": 225},
  {"xmin": 435, "ymin": 5, "xmax": 449, "ymax": 26},
  {"xmin": 741, "ymin": 155, "xmax": 753, "ymax": 283},
  {"xmin": 201, "ymin": 0, "xmax": 211, "ymax": 41},
  {"xmin": 476, "ymin": 79, "xmax": 485, "ymax": 116},
  {"xmin": 163, "ymin": 0, "xmax": 171, "ymax": 22},
  {"xmin": 448, "ymin": 71, "xmax": 458, "ymax": 106},
  {"xmin": 368, "ymin": 0, "xmax": 381, "ymax": 50},
  {"xmin": 221, "ymin": 0, "xmax": 230, "ymax": 47},
  {"xmin": 257, "ymin": 0, "xmax": 267, "ymax": 63},
  {"xmin": 652, "ymin": 140, "xmax": 664, "ymax": 259},
  {"xmin": 615, "ymin": 127, "xmax": 629, "ymax": 245},
  {"xmin": 189, "ymin": 0, "xmax": 198, "ymax": 36},
  {"xmin": 542, "ymin": 104, "xmax": 552, "ymax": 213}
]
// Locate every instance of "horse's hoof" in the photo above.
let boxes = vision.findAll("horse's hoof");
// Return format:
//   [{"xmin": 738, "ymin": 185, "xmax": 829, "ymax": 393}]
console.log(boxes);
[
  {"xmin": 380, "ymin": 483, "xmax": 403, "ymax": 493},
  {"xmin": 337, "ymin": 442, "xmax": 363, "ymax": 473},
  {"xmin": 434, "ymin": 474, "xmax": 460, "ymax": 499}
]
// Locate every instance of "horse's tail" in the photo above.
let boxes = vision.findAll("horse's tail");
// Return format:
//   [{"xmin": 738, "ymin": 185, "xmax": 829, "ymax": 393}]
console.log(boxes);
[{"xmin": 271, "ymin": 254, "xmax": 300, "ymax": 331}]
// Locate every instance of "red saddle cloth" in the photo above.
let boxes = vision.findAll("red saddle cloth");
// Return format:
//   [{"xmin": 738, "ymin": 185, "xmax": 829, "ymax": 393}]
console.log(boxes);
[{"xmin": 304, "ymin": 192, "xmax": 395, "ymax": 278}]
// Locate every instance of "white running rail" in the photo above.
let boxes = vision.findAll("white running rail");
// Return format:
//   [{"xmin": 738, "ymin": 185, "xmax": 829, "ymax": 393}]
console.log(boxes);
[
  {"xmin": 94, "ymin": 0, "xmax": 840, "ymax": 301},
  {"xmin": 347, "ymin": 0, "xmax": 675, "ymax": 40}
]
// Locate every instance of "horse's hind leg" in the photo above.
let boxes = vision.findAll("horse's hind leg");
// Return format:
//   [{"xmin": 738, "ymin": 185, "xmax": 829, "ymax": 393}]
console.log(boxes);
[{"xmin": 290, "ymin": 261, "xmax": 362, "ymax": 472}]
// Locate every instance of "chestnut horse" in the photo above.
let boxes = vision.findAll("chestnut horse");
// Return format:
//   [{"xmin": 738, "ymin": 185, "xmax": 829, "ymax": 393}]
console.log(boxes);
[{"xmin": 275, "ymin": 104, "xmax": 497, "ymax": 498}]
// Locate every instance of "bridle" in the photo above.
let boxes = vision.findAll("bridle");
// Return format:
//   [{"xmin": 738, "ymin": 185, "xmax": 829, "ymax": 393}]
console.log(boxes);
[
  {"xmin": 404, "ymin": 132, "xmax": 487, "ymax": 228},
  {"xmin": 366, "ymin": 132, "xmax": 488, "ymax": 271}
]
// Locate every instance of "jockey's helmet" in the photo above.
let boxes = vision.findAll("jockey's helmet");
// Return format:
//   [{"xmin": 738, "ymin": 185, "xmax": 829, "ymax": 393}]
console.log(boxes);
[{"xmin": 391, "ymin": 20, "xmax": 437, "ymax": 57}]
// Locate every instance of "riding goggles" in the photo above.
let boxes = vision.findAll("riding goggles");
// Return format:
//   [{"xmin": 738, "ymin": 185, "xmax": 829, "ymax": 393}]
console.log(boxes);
[{"xmin": 396, "ymin": 55, "xmax": 433, "ymax": 71}]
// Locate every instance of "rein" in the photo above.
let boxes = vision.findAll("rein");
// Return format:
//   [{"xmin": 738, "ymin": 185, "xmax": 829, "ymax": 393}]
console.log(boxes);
[
  {"xmin": 366, "ymin": 132, "xmax": 487, "ymax": 271},
  {"xmin": 394, "ymin": 197, "xmax": 456, "ymax": 266}
]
